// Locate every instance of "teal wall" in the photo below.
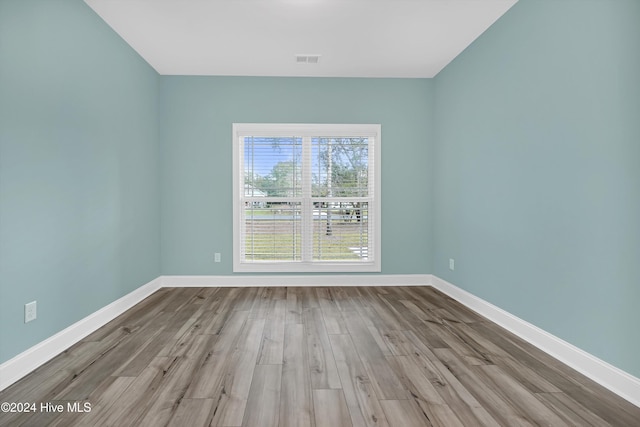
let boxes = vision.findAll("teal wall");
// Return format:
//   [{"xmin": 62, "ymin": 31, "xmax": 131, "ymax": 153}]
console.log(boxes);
[
  {"xmin": 2, "ymin": 0, "xmax": 638, "ymax": 383},
  {"xmin": 160, "ymin": 77, "xmax": 433, "ymax": 275},
  {"xmin": 0, "ymin": 0, "xmax": 160, "ymax": 364},
  {"xmin": 433, "ymin": 0, "xmax": 640, "ymax": 377}
]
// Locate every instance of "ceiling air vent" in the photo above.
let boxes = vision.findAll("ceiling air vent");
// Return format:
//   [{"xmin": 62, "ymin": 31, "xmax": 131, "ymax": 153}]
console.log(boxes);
[{"xmin": 295, "ymin": 54, "xmax": 321, "ymax": 64}]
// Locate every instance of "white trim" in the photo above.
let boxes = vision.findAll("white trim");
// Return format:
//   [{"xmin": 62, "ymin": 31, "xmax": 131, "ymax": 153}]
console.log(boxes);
[
  {"xmin": 430, "ymin": 275, "xmax": 640, "ymax": 408},
  {"xmin": 232, "ymin": 123, "xmax": 382, "ymax": 273},
  {"xmin": 229, "ymin": 262, "xmax": 382, "ymax": 274},
  {"xmin": 160, "ymin": 274, "xmax": 430, "ymax": 288},
  {"xmin": 233, "ymin": 123, "xmax": 381, "ymax": 137},
  {"xmin": 0, "ymin": 277, "xmax": 162, "ymax": 392}
]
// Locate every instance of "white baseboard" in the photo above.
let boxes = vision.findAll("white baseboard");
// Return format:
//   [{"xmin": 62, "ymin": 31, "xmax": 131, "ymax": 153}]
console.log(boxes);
[
  {"xmin": 430, "ymin": 275, "xmax": 640, "ymax": 408},
  {"xmin": 0, "ymin": 277, "xmax": 162, "ymax": 392},
  {"xmin": 160, "ymin": 274, "xmax": 431, "ymax": 288}
]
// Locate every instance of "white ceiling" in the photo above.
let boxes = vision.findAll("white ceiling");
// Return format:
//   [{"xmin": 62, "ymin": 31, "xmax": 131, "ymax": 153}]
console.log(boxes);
[{"xmin": 85, "ymin": 0, "xmax": 517, "ymax": 78}]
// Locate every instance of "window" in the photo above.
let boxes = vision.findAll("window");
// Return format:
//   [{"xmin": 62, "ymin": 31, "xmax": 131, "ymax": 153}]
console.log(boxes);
[{"xmin": 233, "ymin": 123, "xmax": 381, "ymax": 272}]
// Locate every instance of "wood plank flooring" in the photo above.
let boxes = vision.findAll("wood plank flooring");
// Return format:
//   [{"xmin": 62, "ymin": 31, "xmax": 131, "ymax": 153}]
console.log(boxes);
[{"xmin": 1, "ymin": 286, "xmax": 639, "ymax": 426}]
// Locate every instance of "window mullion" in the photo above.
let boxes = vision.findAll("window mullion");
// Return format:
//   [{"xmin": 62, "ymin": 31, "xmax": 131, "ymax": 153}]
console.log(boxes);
[{"xmin": 301, "ymin": 136, "xmax": 312, "ymax": 262}]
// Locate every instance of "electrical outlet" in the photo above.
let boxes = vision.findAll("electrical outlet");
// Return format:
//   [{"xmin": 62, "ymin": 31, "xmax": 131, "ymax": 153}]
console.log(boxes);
[
  {"xmin": 25, "ymin": 301, "xmax": 37, "ymax": 323},
  {"xmin": 214, "ymin": 252, "xmax": 221, "ymax": 263},
  {"xmin": 449, "ymin": 258, "xmax": 455, "ymax": 271}
]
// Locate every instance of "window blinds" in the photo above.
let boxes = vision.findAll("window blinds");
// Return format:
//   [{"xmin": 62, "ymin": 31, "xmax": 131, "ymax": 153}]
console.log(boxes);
[{"xmin": 234, "ymin": 124, "xmax": 380, "ymax": 273}]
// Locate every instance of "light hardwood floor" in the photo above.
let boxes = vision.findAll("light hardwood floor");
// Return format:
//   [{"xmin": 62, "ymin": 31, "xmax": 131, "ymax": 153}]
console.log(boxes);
[{"xmin": 1, "ymin": 286, "xmax": 638, "ymax": 426}]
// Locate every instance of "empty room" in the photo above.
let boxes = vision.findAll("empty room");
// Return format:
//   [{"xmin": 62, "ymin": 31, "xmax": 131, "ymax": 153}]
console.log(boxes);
[{"xmin": 1, "ymin": 0, "xmax": 639, "ymax": 425}]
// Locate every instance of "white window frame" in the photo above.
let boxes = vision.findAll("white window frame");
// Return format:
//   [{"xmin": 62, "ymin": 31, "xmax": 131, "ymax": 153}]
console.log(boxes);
[{"xmin": 232, "ymin": 123, "xmax": 381, "ymax": 273}]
